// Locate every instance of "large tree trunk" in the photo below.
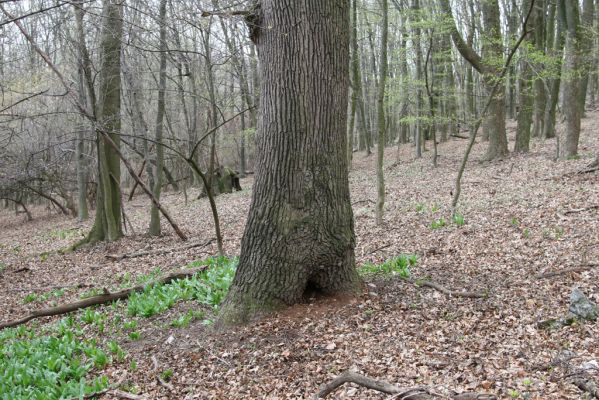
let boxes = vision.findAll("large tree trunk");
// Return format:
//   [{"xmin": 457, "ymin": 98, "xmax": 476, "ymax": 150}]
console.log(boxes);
[
  {"xmin": 84, "ymin": 0, "xmax": 123, "ymax": 245},
  {"xmin": 219, "ymin": 0, "xmax": 361, "ymax": 325}
]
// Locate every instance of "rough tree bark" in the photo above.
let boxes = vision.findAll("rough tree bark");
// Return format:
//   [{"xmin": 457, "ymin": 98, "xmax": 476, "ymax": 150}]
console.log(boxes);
[
  {"xmin": 557, "ymin": 0, "xmax": 583, "ymax": 159},
  {"xmin": 218, "ymin": 0, "xmax": 361, "ymax": 325}
]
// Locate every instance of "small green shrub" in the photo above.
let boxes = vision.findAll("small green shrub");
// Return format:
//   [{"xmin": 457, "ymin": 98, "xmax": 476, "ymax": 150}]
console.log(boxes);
[
  {"xmin": 160, "ymin": 369, "xmax": 174, "ymax": 381},
  {"xmin": 430, "ymin": 218, "xmax": 446, "ymax": 229},
  {"xmin": 415, "ymin": 203, "xmax": 425, "ymax": 213},
  {"xmin": 452, "ymin": 213, "xmax": 465, "ymax": 227},
  {"xmin": 360, "ymin": 255, "xmax": 417, "ymax": 278},
  {"xmin": 170, "ymin": 309, "xmax": 205, "ymax": 328}
]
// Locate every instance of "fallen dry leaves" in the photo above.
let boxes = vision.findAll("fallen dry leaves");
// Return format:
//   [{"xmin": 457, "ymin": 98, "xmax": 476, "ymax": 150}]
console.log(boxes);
[{"xmin": 0, "ymin": 112, "xmax": 598, "ymax": 399}]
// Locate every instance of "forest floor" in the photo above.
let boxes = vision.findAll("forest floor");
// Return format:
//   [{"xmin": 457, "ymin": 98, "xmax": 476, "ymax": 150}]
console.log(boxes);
[{"xmin": 1, "ymin": 113, "xmax": 598, "ymax": 400}]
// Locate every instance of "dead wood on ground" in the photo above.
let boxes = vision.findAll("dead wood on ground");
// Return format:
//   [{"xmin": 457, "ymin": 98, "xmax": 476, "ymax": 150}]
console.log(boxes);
[{"xmin": 0, "ymin": 267, "xmax": 206, "ymax": 330}]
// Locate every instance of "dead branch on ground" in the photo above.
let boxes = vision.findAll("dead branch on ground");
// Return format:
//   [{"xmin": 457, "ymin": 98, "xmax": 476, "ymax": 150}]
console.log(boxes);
[
  {"xmin": 106, "ymin": 239, "xmax": 215, "ymax": 261},
  {"xmin": 314, "ymin": 370, "xmax": 498, "ymax": 399},
  {"xmin": 0, "ymin": 267, "xmax": 206, "ymax": 330},
  {"xmin": 313, "ymin": 371, "xmax": 434, "ymax": 399},
  {"xmin": 152, "ymin": 355, "xmax": 174, "ymax": 391},
  {"xmin": 409, "ymin": 279, "xmax": 487, "ymax": 299}
]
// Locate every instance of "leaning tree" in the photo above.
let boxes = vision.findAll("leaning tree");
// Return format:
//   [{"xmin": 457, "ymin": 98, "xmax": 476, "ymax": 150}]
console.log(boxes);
[{"xmin": 218, "ymin": 0, "xmax": 361, "ymax": 324}]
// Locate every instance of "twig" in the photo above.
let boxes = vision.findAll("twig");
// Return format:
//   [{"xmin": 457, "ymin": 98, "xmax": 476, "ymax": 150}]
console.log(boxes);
[
  {"xmin": 563, "ymin": 205, "xmax": 599, "ymax": 215},
  {"xmin": 368, "ymin": 243, "xmax": 392, "ymax": 254},
  {"xmin": 0, "ymin": 267, "xmax": 207, "ymax": 330},
  {"xmin": 106, "ymin": 239, "xmax": 215, "ymax": 261},
  {"xmin": 107, "ymin": 390, "xmax": 146, "ymax": 400},
  {"xmin": 535, "ymin": 264, "xmax": 598, "ymax": 279},
  {"xmin": 409, "ymin": 279, "xmax": 487, "ymax": 299}
]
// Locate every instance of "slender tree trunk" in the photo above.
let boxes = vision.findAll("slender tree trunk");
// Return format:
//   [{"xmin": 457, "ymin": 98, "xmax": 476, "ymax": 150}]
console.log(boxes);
[
  {"xmin": 543, "ymin": 0, "xmax": 564, "ymax": 139},
  {"xmin": 376, "ymin": 0, "xmax": 388, "ymax": 226},
  {"xmin": 85, "ymin": 0, "xmax": 124, "ymax": 245},
  {"xmin": 149, "ymin": 0, "xmax": 167, "ymax": 236},
  {"xmin": 412, "ymin": 0, "xmax": 423, "ymax": 158},
  {"xmin": 514, "ymin": 0, "xmax": 535, "ymax": 153},
  {"xmin": 557, "ymin": 0, "xmax": 583, "ymax": 159},
  {"xmin": 219, "ymin": 0, "xmax": 360, "ymax": 325},
  {"xmin": 578, "ymin": 0, "xmax": 595, "ymax": 116}
]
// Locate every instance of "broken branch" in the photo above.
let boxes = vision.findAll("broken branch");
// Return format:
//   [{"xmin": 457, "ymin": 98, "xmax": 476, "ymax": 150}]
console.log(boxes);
[
  {"xmin": 314, "ymin": 371, "xmax": 433, "ymax": 399},
  {"xmin": 409, "ymin": 279, "xmax": 487, "ymax": 299}
]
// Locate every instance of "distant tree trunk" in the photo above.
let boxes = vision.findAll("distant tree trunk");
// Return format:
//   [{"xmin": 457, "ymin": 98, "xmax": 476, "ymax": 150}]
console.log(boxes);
[
  {"xmin": 74, "ymin": 0, "xmax": 89, "ymax": 221},
  {"xmin": 440, "ymin": 0, "xmax": 508, "ymax": 160},
  {"xmin": 557, "ymin": 0, "xmax": 583, "ymax": 159},
  {"xmin": 578, "ymin": 0, "xmax": 595, "ymax": 116},
  {"xmin": 480, "ymin": 0, "xmax": 508, "ymax": 160},
  {"xmin": 219, "ymin": 0, "xmax": 360, "ymax": 325},
  {"xmin": 84, "ymin": 0, "xmax": 123, "ymax": 245},
  {"xmin": 543, "ymin": 0, "xmax": 564, "ymax": 139},
  {"xmin": 531, "ymin": 0, "xmax": 546, "ymax": 138},
  {"xmin": 149, "ymin": 0, "xmax": 167, "ymax": 236},
  {"xmin": 351, "ymin": 0, "xmax": 369, "ymax": 155},
  {"xmin": 376, "ymin": 0, "xmax": 388, "ymax": 226},
  {"xmin": 514, "ymin": 0, "xmax": 535, "ymax": 153},
  {"xmin": 412, "ymin": 0, "xmax": 424, "ymax": 158}
]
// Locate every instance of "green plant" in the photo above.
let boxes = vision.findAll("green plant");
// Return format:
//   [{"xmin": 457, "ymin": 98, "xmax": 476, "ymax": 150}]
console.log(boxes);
[
  {"xmin": 430, "ymin": 204, "xmax": 440, "ymax": 212},
  {"xmin": 508, "ymin": 389, "xmax": 520, "ymax": 398},
  {"xmin": 359, "ymin": 255, "xmax": 416, "ymax": 278},
  {"xmin": 127, "ymin": 256, "xmax": 238, "ymax": 318},
  {"xmin": 128, "ymin": 331, "xmax": 141, "ymax": 340},
  {"xmin": 107, "ymin": 340, "xmax": 126, "ymax": 362},
  {"xmin": 170, "ymin": 309, "xmax": 205, "ymax": 328},
  {"xmin": 0, "ymin": 324, "xmax": 110, "ymax": 399},
  {"xmin": 23, "ymin": 293, "xmax": 38, "ymax": 303},
  {"xmin": 452, "ymin": 213, "xmax": 465, "ymax": 227},
  {"xmin": 430, "ymin": 218, "xmax": 446, "ymax": 229},
  {"xmin": 510, "ymin": 217, "xmax": 520, "ymax": 226},
  {"xmin": 123, "ymin": 320, "xmax": 138, "ymax": 330},
  {"xmin": 523, "ymin": 228, "xmax": 531, "ymax": 238},
  {"xmin": 48, "ymin": 228, "xmax": 81, "ymax": 240},
  {"xmin": 415, "ymin": 203, "xmax": 425, "ymax": 213},
  {"xmin": 160, "ymin": 369, "xmax": 174, "ymax": 381},
  {"xmin": 0, "ymin": 262, "xmax": 5, "ymax": 272}
]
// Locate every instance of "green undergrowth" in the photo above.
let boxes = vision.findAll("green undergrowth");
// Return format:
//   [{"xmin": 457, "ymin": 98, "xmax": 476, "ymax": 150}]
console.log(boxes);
[
  {"xmin": 0, "ymin": 256, "xmax": 238, "ymax": 400},
  {"xmin": 0, "ymin": 320, "xmax": 110, "ymax": 399},
  {"xmin": 127, "ymin": 256, "xmax": 237, "ymax": 318},
  {"xmin": 360, "ymin": 254, "xmax": 417, "ymax": 279}
]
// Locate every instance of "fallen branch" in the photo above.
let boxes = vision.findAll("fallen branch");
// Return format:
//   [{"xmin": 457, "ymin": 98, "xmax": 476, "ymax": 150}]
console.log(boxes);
[
  {"xmin": 450, "ymin": 133, "xmax": 470, "ymax": 140},
  {"xmin": 314, "ymin": 371, "xmax": 433, "ymax": 399},
  {"xmin": 564, "ymin": 205, "xmax": 599, "ymax": 215},
  {"xmin": 106, "ymin": 239, "xmax": 215, "ymax": 261},
  {"xmin": 0, "ymin": 267, "xmax": 206, "ymax": 330},
  {"xmin": 535, "ymin": 264, "xmax": 598, "ymax": 279},
  {"xmin": 409, "ymin": 279, "xmax": 487, "ymax": 299}
]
